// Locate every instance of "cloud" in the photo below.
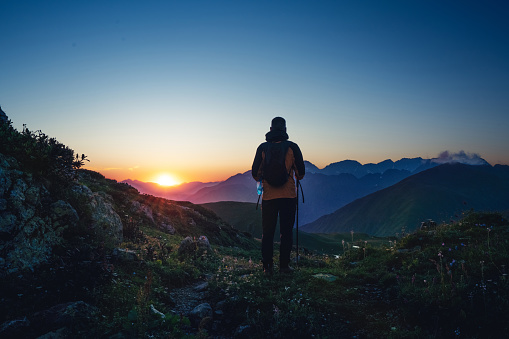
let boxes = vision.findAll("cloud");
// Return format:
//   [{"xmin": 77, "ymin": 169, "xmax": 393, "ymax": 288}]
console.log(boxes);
[
  {"xmin": 432, "ymin": 151, "xmax": 488, "ymax": 166},
  {"xmin": 128, "ymin": 166, "xmax": 140, "ymax": 171}
]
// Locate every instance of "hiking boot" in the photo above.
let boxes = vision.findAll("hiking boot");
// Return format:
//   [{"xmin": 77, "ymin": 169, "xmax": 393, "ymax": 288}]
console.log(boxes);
[
  {"xmin": 263, "ymin": 263, "xmax": 273, "ymax": 276},
  {"xmin": 279, "ymin": 265, "xmax": 294, "ymax": 274}
]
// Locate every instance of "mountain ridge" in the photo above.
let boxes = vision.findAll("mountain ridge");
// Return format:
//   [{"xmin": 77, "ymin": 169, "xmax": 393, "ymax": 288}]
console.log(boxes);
[
  {"xmin": 300, "ymin": 163, "xmax": 509, "ymax": 236},
  {"xmin": 124, "ymin": 153, "xmax": 491, "ymax": 225}
]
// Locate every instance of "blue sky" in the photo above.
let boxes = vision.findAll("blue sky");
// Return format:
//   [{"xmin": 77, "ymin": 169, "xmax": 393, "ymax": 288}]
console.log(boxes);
[{"xmin": 1, "ymin": 1, "xmax": 508, "ymax": 183}]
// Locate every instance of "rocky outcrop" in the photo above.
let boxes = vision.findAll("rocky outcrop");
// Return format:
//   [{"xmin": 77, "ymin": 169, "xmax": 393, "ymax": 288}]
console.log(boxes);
[
  {"xmin": 0, "ymin": 153, "xmax": 78, "ymax": 273},
  {"xmin": 0, "ymin": 152, "xmax": 123, "ymax": 274},
  {"xmin": 70, "ymin": 184, "xmax": 123, "ymax": 244}
]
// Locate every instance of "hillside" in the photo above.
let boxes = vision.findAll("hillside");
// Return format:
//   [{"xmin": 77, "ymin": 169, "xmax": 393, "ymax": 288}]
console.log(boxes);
[
  {"xmin": 301, "ymin": 163, "xmax": 509, "ymax": 236},
  {"xmin": 200, "ymin": 201, "xmax": 387, "ymax": 255},
  {"xmin": 200, "ymin": 201, "xmax": 262, "ymax": 237}
]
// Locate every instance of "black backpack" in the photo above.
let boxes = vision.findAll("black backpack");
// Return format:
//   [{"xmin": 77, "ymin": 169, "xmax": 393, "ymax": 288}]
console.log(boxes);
[{"xmin": 262, "ymin": 141, "xmax": 291, "ymax": 186}]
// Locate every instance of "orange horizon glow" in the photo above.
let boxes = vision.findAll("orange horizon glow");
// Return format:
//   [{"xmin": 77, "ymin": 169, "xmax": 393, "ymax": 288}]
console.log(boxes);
[
  {"xmin": 88, "ymin": 163, "xmax": 248, "ymax": 185},
  {"xmin": 152, "ymin": 173, "xmax": 181, "ymax": 187}
]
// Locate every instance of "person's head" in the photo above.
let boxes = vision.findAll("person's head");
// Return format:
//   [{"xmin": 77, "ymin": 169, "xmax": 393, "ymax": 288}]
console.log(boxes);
[{"xmin": 270, "ymin": 117, "xmax": 286, "ymax": 132}]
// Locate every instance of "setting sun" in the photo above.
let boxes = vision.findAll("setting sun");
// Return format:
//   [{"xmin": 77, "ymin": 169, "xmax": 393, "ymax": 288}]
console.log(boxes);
[{"xmin": 154, "ymin": 174, "xmax": 180, "ymax": 187}]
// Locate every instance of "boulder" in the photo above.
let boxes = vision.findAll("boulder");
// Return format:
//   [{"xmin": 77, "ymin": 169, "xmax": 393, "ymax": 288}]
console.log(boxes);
[
  {"xmin": 177, "ymin": 236, "xmax": 196, "ymax": 257},
  {"xmin": 160, "ymin": 222, "xmax": 175, "ymax": 235},
  {"xmin": 112, "ymin": 248, "xmax": 138, "ymax": 262},
  {"xmin": 71, "ymin": 184, "xmax": 123, "ymax": 244},
  {"xmin": 197, "ymin": 235, "xmax": 211, "ymax": 252},
  {"xmin": 189, "ymin": 303, "xmax": 212, "ymax": 326},
  {"xmin": 177, "ymin": 236, "xmax": 212, "ymax": 257},
  {"xmin": 130, "ymin": 201, "xmax": 154, "ymax": 223}
]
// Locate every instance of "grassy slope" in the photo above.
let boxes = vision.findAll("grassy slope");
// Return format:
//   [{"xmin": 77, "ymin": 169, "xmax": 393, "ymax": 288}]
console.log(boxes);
[
  {"xmin": 209, "ymin": 212, "xmax": 509, "ymax": 338},
  {"xmin": 200, "ymin": 201, "xmax": 387, "ymax": 254},
  {"xmin": 200, "ymin": 201, "xmax": 262, "ymax": 237}
]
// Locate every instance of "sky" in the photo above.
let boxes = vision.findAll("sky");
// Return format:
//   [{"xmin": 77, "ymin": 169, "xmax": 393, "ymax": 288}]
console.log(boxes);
[{"xmin": 1, "ymin": 0, "xmax": 508, "ymax": 184}]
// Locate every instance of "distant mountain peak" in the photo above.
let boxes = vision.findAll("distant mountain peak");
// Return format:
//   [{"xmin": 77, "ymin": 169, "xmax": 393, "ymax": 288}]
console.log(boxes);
[
  {"xmin": 431, "ymin": 150, "xmax": 489, "ymax": 166},
  {"xmin": 304, "ymin": 152, "xmax": 490, "ymax": 178}
]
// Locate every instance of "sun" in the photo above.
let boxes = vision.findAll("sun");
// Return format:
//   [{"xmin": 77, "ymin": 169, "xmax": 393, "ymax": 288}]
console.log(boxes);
[{"xmin": 154, "ymin": 174, "xmax": 180, "ymax": 187}]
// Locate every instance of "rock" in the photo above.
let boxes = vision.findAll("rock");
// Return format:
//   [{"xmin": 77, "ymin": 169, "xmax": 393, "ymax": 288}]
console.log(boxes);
[
  {"xmin": 215, "ymin": 300, "xmax": 226, "ymax": 310},
  {"xmin": 130, "ymin": 201, "xmax": 154, "ymax": 223},
  {"xmin": 25, "ymin": 185, "xmax": 41, "ymax": 206},
  {"xmin": 160, "ymin": 222, "xmax": 175, "ymax": 235},
  {"xmin": 177, "ymin": 236, "xmax": 211, "ymax": 258},
  {"xmin": 112, "ymin": 248, "xmax": 138, "ymax": 262},
  {"xmin": 312, "ymin": 273, "xmax": 338, "ymax": 282},
  {"xmin": 71, "ymin": 184, "xmax": 123, "ymax": 244},
  {"xmin": 193, "ymin": 281, "xmax": 209, "ymax": 292},
  {"xmin": 0, "ymin": 317, "xmax": 30, "ymax": 338},
  {"xmin": 178, "ymin": 236, "xmax": 196, "ymax": 257},
  {"xmin": 189, "ymin": 303, "xmax": 213, "ymax": 326},
  {"xmin": 197, "ymin": 236, "xmax": 211, "ymax": 252},
  {"xmin": 9, "ymin": 181, "xmax": 26, "ymax": 214},
  {"xmin": 0, "ymin": 213, "xmax": 17, "ymax": 235},
  {"xmin": 150, "ymin": 304, "xmax": 165, "ymax": 319},
  {"xmin": 0, "ymin": 198, "xmax": 8, "ymax": 211},
  {"xmin": 50, "ymin": 201, "xmax": 79, "ymax": 229}
]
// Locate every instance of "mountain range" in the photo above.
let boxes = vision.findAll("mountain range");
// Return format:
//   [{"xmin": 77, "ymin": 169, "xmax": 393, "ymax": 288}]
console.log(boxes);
[
  {"xmin": 300, "ymin": 163, "xmax": 509, "ymax": 236},
  {"xmin": 124, "ymin": 153, "xmax": 492, "ymax": 226}
]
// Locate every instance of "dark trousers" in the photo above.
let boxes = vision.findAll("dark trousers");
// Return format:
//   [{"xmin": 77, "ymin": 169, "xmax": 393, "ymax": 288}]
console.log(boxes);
[{"xmin": 261, "ymin": 198, "xmax": 296, "ymax": 267}]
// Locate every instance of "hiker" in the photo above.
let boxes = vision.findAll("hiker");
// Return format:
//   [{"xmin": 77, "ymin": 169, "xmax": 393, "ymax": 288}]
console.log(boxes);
[{"xmin": 252, "ymin": 117, "xmax": 305, "ymax": 275}]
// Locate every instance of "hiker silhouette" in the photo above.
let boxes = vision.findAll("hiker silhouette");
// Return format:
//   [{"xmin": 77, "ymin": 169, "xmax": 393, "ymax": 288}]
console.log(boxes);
[{"xmin": 252, "ymin": 117, "xmax": 305, "ymax": 275}]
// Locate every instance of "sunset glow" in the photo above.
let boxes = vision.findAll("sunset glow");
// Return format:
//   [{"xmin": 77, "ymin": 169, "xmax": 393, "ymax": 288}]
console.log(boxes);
[
  {"xmin": 2, "ymin": 1, "xmax": 509, "ymax": 184},
  {"xmin": 154, "ymin": 174, "xmax": 180, "ymax": 187}
]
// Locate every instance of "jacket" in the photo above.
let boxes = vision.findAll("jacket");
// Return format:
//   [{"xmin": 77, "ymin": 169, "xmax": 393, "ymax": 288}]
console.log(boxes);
[{"xmin": 252, "ymin": 129, "xmax": 305, "ymax": 200}]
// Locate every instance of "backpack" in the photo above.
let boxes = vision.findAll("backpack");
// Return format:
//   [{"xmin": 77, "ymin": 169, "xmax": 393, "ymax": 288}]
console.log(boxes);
[{"xmin": 262, "ymin": 141, "xmax": 291, "ymax": 186}]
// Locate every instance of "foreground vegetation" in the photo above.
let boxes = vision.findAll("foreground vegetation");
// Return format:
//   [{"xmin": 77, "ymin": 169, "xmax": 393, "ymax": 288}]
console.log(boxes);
[{"xmin": 87, "ymin": 210, "xmax": 509, "ymax": 338}]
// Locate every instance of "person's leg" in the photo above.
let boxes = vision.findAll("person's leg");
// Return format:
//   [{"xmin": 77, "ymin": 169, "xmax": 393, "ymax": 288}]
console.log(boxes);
[
  {"xmin": 261, "ymin": 199, "xmax": 278, "ymax": 273},
  {"xmin": 279, "ymin": 198, "xmax": 296, "ymax": 270}
]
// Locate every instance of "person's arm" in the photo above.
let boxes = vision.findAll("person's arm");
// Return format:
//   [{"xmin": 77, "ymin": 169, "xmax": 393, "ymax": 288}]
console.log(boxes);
[
  {"xmin": 290, "ymin": 142, "xmax": 305, "ymax": 180},
  {"xmin": 252, "ymin": 144, "xmax": 264, "ymax": 181}
]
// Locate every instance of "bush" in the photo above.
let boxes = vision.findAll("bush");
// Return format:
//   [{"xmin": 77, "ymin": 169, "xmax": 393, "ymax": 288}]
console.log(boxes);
[{"xmin": 0, "ymin": 120, "xmax": 88, "ymax": 191}]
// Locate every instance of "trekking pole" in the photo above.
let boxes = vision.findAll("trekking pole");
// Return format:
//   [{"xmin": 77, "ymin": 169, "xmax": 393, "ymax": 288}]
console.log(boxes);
[
  {"xmin": 295, "ymin": 179, "xmax": 304, "ymax": 266},
  {"xmin": 296, "ymin": 179, "xmax": 299, "ymax": 266}
]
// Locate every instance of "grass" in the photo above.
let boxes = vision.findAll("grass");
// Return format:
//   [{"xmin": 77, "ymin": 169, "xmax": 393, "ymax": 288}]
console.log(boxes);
[{"xmin": 80, "ymin": 210, "xmax": 508, "ymax": 338}]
